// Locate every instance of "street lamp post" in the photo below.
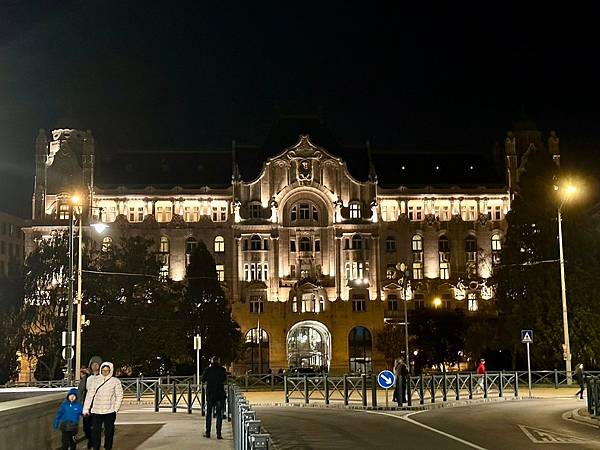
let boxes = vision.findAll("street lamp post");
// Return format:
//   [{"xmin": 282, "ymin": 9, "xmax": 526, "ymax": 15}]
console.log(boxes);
[
  {"xmin": 556, "ymin": 183, "xmax": 577, "ymax": 385},
  {"xmin": 396, "ymin": 262, "xmax": 411, "ymax": 371},
  {"xmin": 66, "ymin": 203, "xmax": 76, "ymax": 382}
]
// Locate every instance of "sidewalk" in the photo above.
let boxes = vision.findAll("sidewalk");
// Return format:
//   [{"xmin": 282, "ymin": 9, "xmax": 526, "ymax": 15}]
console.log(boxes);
[{"xmin": 111, "ymin": 404, "xmax": 233, "ymax": 449}]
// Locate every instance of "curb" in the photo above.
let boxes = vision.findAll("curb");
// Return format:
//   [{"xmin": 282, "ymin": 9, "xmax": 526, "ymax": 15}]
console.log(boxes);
[
  {"xmin": 253, "ymin": 395, "xmax": 521, "ymax": 411},
  {"xmin": 563, "ymin": 407, "xmax": 600, "ymax": 428}
]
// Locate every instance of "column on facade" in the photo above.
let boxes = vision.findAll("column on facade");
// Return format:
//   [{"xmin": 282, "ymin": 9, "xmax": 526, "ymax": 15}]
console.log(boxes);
[
  {"xmin": 147, "ymin": 199, "xmax": 154, "ymax": 216},
  {"xmin": 335, "ymin": 233, "xmax": 342, "ymax": 301},
  {"xmin": 233, "ymin": 236, "xmax": 242, "ymax": 303},
  {"xmin": 118, "ymin": 199, "xmax": 125, "ymax": 216},
  {"xmin": 270, "ymin": 234, "xmax": 280, "ymax": 301},
  {"xmin": 174, "ymin": 199, "xmax": 181, "ymax": 217},
  {"xmin": 372, "ymin": 234, "xmax": 381, "ymax": 301}
]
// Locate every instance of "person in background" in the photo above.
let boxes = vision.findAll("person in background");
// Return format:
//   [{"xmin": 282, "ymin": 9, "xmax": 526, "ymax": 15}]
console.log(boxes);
[
  {"xmin": 202, "ymin": 356, "xmax": 227, "ymax": 440},
  {"xmin": 83, "ymin": 362, "xmax": 123, "ymax": 450},
  {"xmin": 574, "ymin": 364, "xmax": 585, "ymax": 399},
  {"xmin": 475, "ymin": 358, "xmax": 486, "ymax": 394},
  {"xmin": 54, "ymin": 387, "xmax": 83, "ymax": 450},
  {"xmin": 81, "ymin": 356, "xmax": 103, "ymax": 449}
]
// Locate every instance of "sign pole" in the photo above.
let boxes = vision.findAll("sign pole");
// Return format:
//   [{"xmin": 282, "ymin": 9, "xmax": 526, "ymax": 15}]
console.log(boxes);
[
  {"xmin": 194, "ymin": 335, "xmax": 202, "ymax": 385},
  {"xmin": 385, "ymin": 388, "xmax": 388, "ymax": 408},
  {"xmin": 526, "ymin": 341, "xmax": 532, "ymax": 398}
]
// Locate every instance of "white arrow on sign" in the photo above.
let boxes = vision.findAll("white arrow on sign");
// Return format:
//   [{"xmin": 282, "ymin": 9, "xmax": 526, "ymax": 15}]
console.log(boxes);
[{"xmin": 381, "ymin": 374, "xmax": 392, "ymax": 385}]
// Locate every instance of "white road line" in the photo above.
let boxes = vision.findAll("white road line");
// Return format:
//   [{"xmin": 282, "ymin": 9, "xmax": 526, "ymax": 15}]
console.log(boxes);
[{"xmin": 363, "ymin": 410, "xmax": 488, "ymax": 450}]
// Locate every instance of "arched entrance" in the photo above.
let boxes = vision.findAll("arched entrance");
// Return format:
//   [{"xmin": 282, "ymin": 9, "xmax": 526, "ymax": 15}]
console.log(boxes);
[{"xmin": 286, "ymin": 321, "xmax": 331, "ymax": 371}]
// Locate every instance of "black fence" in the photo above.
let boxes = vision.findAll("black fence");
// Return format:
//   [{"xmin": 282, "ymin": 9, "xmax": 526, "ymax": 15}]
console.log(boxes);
[{"xmin": 586, "ymin": 376, "xmax": 599, "ymax": 418}]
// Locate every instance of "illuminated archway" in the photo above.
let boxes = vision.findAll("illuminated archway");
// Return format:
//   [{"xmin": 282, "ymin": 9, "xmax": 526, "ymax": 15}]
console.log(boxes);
[{"xmin": 286, "ymin": 320, "xmax": 331, "ymax": 371}]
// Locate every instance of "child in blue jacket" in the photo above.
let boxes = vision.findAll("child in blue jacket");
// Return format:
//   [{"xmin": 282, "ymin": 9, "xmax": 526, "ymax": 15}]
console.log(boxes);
[{"xmin": 54, "ymin": 387, "xmax": 83, "ymax": 450}]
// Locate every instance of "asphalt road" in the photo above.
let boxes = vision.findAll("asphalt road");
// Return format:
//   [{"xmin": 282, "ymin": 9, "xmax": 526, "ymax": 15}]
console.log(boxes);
[{"xmin": 257, "ymin": 398, "xmax": 600, "ymax": 449}]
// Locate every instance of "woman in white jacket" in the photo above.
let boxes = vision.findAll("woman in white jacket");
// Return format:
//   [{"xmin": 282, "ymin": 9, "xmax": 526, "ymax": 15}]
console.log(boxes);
[{"xmin": 83, "ymin": 362, "xmax": 123, "ymax": 450}]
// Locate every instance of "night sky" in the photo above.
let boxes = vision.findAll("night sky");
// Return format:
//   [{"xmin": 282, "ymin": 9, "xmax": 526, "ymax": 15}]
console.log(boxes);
[{"xmin": 1, "ymin": 2, "xmax": 599, "ymax": 217}]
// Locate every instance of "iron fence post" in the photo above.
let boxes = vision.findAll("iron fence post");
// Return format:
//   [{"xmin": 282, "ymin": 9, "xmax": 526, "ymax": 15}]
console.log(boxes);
[
  {"xmin": 514, "ymin": 371, "xmax": 519, "ymax": 397},
  {"xmin": 362, "ymin": 374, "xmax": 367, "ymax": 407},
  {"xmin": 154, "ymin": 383, "xmax": 160, "ymax": 412},
  {"xmin": 554, "ymin": 369, "xmax": 559, "ymax": 389},
  {"xmin": 304, "ymin": 376, "xmax": 309, "ymax": 405},
  {"xmin": 468, "ymin": 372, "xmax": 473, "ymax": 399},
  {"xmin": 344, "ymin": 375, "xmax": 349, "ymax": 406},
  {"xmin": 325, "ymin": 375, "xmax": 330, "ymax": 405},
  {"xmin": 284, "ymin": 376, "xmax": 289, "ymax": 404},
  {"xmin": 419, "ymin": 373, "xmax": 424, "ymax": 405},
  {"xmin": 483, "ymin": 373, "xmax": 488, "ymax": 399},
  {"xmin": 187, "ymin": 383, "xmax": 192, "ymax": 414},
  {"xmin": 455, "ymin": 373, "xmax": 460, "ymax": 400},
  {"xmin": 172, "ymin": 382, "xmax": 177, "ymax": 413},
  {"xmin": 136, "ymin": 377, "xmax": 141, "ymax": 401},
  {"xmin": 431, "ymin": 375, "xmax": 436, "ymax": 403},
  {"xmin": 371, "ymin": 374, "xmax": 377, "ymax": 408},
  {"xmin": 499, "ymin": 371, "xmax": 503, "ymax": 398},
  {"xmin": 442, "ymin": 372, "xmax": 447, "ymax": 402}
]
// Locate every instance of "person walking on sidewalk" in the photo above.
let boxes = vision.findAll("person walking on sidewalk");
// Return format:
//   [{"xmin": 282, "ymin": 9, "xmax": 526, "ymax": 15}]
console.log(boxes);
[
  {"xmin": 83, "ymin": 362, "xmax": 123, "ymax": 450},
  {"xmin": 53, "ymin": 388, "xmax": 83, "ymax": 450},
  {"xmin": 574, "ymin": 364, "xmax": 585, "ymax": 399},
  {"xmin": 475, "ymin": 359, "xmax": 486, "ymax": 394},
  {"xmin": 79, "ymin": 355, "xmax": 103, "ymax": 449},
  {"xmin": 202, "ymin": 356, "xmax": 227, "ymax": 439}
]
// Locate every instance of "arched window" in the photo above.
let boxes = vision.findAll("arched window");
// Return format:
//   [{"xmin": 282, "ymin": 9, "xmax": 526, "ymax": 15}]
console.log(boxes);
[
  {"xmin": 250, "ymin": 235, "xmax": 262, "ymax": 251},
  {"xmin": 352, "ymin": 234, "xmax": 362, "ymax": 250},
  {"xmin": 386, "ymin": 236, "xmax": 396, "ymax": 252},
  {"xmin": 348, "ymin": 327, "xmax": 372, "ymax": 374},
  {"xmin": 214, "ymin": 235, "xmax": 225, "ymax": 253},
  {"xmin": 299, "ymin": 237, "xmax": 311, "ymax": 252},
  {"xmin": 159, "ymin": 236, "xmax": 169, "ymax": 253},
  {"xmin": 412, "ymin": 235, "xmax": 423, "ymax": 279},
  {"xmin": 243, "ymin": 328, "xmax": 269, "ymax": 374},
  {"xmin": 291, "ymin": 202, "xmax": 320, "ymax": 223},
  {"xmin": 101, "ymin": 236, "xmax": 112, "ymax": 252},
  {"xmin": 185, "ymin": 237, "xmax": 198, "ymax": 266}
]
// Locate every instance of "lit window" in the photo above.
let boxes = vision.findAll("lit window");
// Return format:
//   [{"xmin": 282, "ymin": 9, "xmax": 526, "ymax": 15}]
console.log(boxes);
[
  {"xmin": 468, "ymin": 293, "xmax": 478, "ymax": 312},
  {"xmin": 435, "ymin": 205, "xmax": 451, "ymax": 221},
  {"xmin": 159, "ymin": 236, "xmax": 169, "ymax": 253},
  {"xmin": 101, "ymin": 206, "xmax": 117, "ymax": 222},
  {"xmin": 212, "ymin": 206, "xmax": 227, "ymax": 222},
  {"xmin": 214, "ymin": 236, "xmax": 225, "ymax": 253},
  {"xmin": 101, "ymin": 236, "xmax": 112, "ymax": 252},
  {"xmin": 386, "ymin": 236, "xmax": 396, "ymax": 252},
  {"xmin": 461, "ymin": 204, "xmax": 477, "ymax": 221},
  {"xmin": 156, "ymin": 206, "xmax": 173, "ymax": 222},
  {"xmin": 440, "ymin": 262, "xmax": 450, "ymax": 280},
  {"xmin": 488, "ymin": 205, "xmax": 502, "ymax": 221},
  {"xmin": 491, "ymin": 233, "xmax": 502, "ymax": 266},
  {"xmin": 129, "ymin": 206, "xmax": 144, "ymax": 222},
  {"xmin": 216, "ymin": 264, "xmax": 224, "ymax": 282},
  {"xmin": 244, "ymin": 263, "xmax": 268, "ymax": 281},
  {"xmin": 184, "ymin": 206, "xmax": 198, "ymax": 222},
  {"xmin": 412, "ymin": 262, "xmax": 423, "ymax": 280},
  {"xmin": 408, "ymin": 204, "xmax": 423, "ymax": 221},
  {"xmin": 59, "ymin": 204, "xmax": 70, "ymax": 220},
  {"xmin": 349, "ymin": 203, "xmax": 361, "ymax": 219}
]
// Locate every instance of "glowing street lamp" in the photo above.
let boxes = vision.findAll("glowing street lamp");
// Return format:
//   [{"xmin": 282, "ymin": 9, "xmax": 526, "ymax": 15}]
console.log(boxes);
[
  {"xmin": 433, "ymin": 297, "xmax": 442, "ymax": 308},
  {"xmin": 555, "ymin": 181, "xmax": 580, "ymax": 384}
]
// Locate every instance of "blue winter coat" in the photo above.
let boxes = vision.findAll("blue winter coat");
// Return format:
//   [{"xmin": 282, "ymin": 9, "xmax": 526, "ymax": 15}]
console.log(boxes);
[{"xmin": 53, "ymin": 388, "xmax": 83, "ymax": 431}]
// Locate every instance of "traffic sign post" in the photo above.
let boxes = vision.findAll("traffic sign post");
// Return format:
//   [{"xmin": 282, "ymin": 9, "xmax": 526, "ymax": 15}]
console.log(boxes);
[
  {"xmin": 521, "ymin": 330, "xmax": 534, "ymax": 397},
  {"xmin": 378, "ymin": 370, "xmax": 396, "ymax": 408}
]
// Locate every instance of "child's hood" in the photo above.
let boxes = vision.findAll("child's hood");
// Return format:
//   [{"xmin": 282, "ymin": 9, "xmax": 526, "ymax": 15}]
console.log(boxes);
[{"xmin": 65, "ymin": 387, "xmax": 79, "ymax": 401}]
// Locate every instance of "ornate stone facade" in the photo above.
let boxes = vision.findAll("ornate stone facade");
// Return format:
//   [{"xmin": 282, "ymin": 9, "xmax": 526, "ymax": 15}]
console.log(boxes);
[{"xmin": 24, "ymin": 120, "xmax": 559, "ymax": 375}]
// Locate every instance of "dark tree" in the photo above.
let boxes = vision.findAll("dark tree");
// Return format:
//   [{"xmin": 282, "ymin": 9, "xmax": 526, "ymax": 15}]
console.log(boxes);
[
  {"xmin": 21, "ymin": 231, "xmax": 70, "ymax": 380},
  {"xmin": 496, "ymin": 146, "xmax": 600, "ymax": 369},
  {"xmin": 374, "ymin": 324, "xmax": 407, "ymax": 368},
  {"xmin": 181, "ymin": 241, "xmax": 242, "ymax": 367},
  {"xmin": 0, "ymin": 265, "xmax": 24, "ymax": 383}
]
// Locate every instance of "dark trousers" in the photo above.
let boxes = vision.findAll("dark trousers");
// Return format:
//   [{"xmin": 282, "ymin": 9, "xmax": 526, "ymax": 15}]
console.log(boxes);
[
  {"xmin": 91, "ymin": 412, "xmax": 116, "ymax": 450},
  {"xmin": 205, "ymin": 399, "xmax": 224, "ymax": 436},
  {"xmin": 61, "ymin": 430, "xmax": 77, "ymax": 450},
  {"xmin": 576, "ymin": 384, "xmax": 585, "ymax": 399},
  {"xmin": 83, "ymin": 414, "xmax": 93, "ymax": 447},
  {"xmin": 394, "ymin": 377, "xmax": 408, "ymax": 404}
]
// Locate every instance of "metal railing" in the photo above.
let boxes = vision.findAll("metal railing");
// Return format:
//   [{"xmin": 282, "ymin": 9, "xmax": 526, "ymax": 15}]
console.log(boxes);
[
  {"xmin": 283, "ymin": 372, "xmax": 525, "ymax": 406},
  {"xmin": 586, "ymin": 376, "xmax": 599, "ymax": 418}
]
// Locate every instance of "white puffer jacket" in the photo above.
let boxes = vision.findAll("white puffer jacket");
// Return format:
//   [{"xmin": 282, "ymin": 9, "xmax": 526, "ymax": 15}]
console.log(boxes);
[{"xmin": 83, "ymin": 362, "xmax": 123, "ymax": 415}]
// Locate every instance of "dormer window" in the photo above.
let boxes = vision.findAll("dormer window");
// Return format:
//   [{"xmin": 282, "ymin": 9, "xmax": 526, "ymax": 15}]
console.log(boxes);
[{"xmin": 349, "ymin": 202, "xmax": 361, "ymax": 219}]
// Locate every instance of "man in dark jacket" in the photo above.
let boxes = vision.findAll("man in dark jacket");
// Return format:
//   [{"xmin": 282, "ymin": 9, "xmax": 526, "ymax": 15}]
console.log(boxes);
[{"xmin": 202, "ymin": 356, "xmax": 227, "ymax": 439}]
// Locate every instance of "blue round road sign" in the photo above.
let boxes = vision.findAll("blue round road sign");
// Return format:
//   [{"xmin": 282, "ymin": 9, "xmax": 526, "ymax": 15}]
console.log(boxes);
[{"xmin": 377, "ymin": 370, "xmax": 396, "ymax": 389}]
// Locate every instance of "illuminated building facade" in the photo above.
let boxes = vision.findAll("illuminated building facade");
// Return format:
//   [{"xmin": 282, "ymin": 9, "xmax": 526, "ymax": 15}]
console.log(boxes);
[{"xmin": 24, "ymin": 117, "xmax": 559, "ymax": 374}]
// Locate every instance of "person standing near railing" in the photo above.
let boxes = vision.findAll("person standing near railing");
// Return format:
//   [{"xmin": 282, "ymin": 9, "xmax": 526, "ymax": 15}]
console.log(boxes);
[
  {"xmin": 202, "ymin": 356, "xmax": 227, "ymax": 440},
  {"xmin": 475, "ymin": 359, "xmax": 486, "ymax": 394},
  {"xmin": 574, "ymin": 364, "xmax": 585, "ymax": 399}
]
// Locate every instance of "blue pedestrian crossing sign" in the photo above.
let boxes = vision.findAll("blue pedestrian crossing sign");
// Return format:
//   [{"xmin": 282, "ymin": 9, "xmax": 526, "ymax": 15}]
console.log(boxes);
[
  {"xmin": 521, "ymin": 330, "xmax": 534, "ymax": 344},
  {"xmin": 377, "ymin": 370, "xmax": 396, "ymax": 389}
]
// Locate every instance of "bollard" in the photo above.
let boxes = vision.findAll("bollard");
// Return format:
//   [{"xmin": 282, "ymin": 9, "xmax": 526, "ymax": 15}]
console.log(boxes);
[
  {"xmin": 284, "ymin": 376, "xmax": 289, "ymax": 403},
  {"xmin": 514, "ymin": 371, "xmax": 519, "ymax": 397},
  {"xmin": 172, "ymin": 382, "xmax": 177, "ymax": 413},
  {"xmin": 325, "ymin": 375, "xmax": 330, "ymax": 405},
  {"xmin": 187, "ymin": 383, "xmax": 192, "ymax": 414},
  {"xmin": 362, "ymin": 373, "xmax": 367, "ymax": 407},
  {"xmin": 242, "ymin": 411, "xmax": 256, "ymax": 450},
  {"xmin": 250, "ymin": 434, "xmax": 270, "ymax": 450},
  {"xmin": 419, "ymin": 374, "xmax": 425, "ymax": 405},
  {"xmin": 245, "ymin": 419, "xmax": 261, "ymax": 450},
  {"xmin": 343, "ymin": 375, "xmax": 349, "ymax": 406},
  {"xmin": 371, "ymin": 374, "xmax": 377, "ymax": 408}
]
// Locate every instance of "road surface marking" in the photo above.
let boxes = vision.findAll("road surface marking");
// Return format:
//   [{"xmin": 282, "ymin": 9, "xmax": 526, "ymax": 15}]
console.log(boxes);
[
  {"xmin": 364, "ymin": 410, "xmax": 488, "ymax": 450},
  {"xmin": 518, "ymin": 424, "xmax": 591, "ymax": 444}
]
